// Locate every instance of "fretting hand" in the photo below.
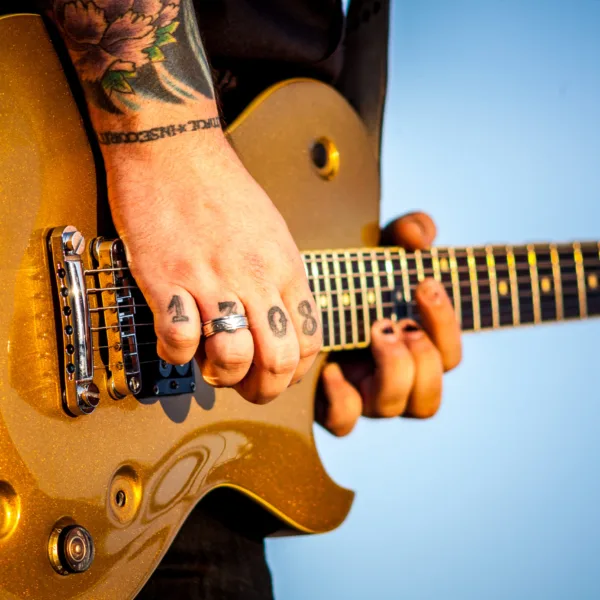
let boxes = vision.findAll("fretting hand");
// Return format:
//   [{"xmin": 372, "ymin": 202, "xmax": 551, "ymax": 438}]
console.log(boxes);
[{"xmin": 317, "ymin": 212, "xmax": 462, "ymax": 435}]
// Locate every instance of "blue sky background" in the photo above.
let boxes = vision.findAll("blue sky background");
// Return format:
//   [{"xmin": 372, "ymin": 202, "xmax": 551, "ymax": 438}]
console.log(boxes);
[{"xmin": 267, "ymin": 2, "xmax": 600, "ymax": 599}]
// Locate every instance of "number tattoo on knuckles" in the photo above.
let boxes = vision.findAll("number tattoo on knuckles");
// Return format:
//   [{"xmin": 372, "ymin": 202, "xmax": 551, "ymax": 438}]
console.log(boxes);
[
  {"xmin": 298, "ymin": 300, "xmax": 318, "ymax": 336},
  {"xmin": 218, "ymin": 301, "xmax": 238, "ymax": 315},
  {"xmin": 168, "ymin": 295, "xmax": 189, "ymax": 323},
  {"xmin": 268, "ymin": 306, "xmax": 288, "ymax": 338}
]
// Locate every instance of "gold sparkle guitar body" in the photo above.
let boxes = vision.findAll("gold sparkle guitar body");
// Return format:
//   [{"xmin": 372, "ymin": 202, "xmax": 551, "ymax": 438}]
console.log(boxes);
[{"xmin": 0, "ymin": 14, "xmax": 380, "ymax": 599}]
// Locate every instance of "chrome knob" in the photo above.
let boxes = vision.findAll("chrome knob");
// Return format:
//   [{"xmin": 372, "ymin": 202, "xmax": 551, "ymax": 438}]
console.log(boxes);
[{"xmin": 48, "ymin": 524, "xmax": 95, "ymax": 575}]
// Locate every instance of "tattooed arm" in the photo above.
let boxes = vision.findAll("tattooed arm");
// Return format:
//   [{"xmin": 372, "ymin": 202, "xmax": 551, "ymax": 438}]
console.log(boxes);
[{"xmin": 41, "ymin": 0, "xmax": 322, "ymax": 402}]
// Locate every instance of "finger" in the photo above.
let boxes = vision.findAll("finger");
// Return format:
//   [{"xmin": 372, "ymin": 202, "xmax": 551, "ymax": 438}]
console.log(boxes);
[
  {"xmin": 401, "ymin": 321, "xmax": 444, "ymax": 419},
  {"xmin": 380, "ymin": 211, "xmax": 437, "ymax": 250},
  {"xmin": 282, "ymin": 289, "xmax": 323, "ymax": 385},
  {"xmin": 415, "ymin": 278, "xmax": 462, "ymax": 372},
  {"xmin": 150, "ymin": 286, "xmax": 201, "ymax": 365},
  {"xmin": 318, "ymin": 362, "xmax": 363, "ymax": 437},
  {"xmin": 194, "ymin": 293, "xmax": 254, "ymax": 388},
  {"xmin": 361, "ymin": 319, "xmax": 415, "ymax": 418},
  {"xmin": 234, "ymin": 291, "xmax": 300, "ymax": 403}
]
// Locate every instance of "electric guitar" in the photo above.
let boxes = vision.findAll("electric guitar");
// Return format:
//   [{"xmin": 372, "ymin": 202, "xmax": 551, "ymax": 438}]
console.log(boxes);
[{"xmin": 1, "ymin": 13, "xmax": 598, "ymax": 599}]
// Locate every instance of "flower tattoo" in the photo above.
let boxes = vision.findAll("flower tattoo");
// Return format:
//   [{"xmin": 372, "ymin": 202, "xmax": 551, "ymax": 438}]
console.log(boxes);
[{"xmin": 52, "ymin": 0, "xmax": 181, "ymax": 95}]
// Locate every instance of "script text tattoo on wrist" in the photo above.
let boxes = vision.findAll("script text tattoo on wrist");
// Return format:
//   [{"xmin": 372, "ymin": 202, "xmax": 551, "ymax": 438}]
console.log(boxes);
[
  {"xmin": 98, "ymin": 117, "xmax": 221, "ymax": 145},
  {"xmin": 268, "ymin": 307, "xmax": 288, "ymax": 338},
  {"xmin": 168, "ymin": 295, "xmax": 189, "ymax": 323}
]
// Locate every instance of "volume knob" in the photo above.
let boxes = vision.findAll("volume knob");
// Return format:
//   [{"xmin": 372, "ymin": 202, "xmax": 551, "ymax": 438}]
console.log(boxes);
[{"xmin": 48, "ymin": 523, "xmax": 95, "ymax": 575}]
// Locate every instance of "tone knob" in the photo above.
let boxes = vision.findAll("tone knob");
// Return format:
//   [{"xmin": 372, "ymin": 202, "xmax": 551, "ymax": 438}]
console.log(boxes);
[{"xmin": 48, "ymin": 523, "xmax": 95, "ymax": 575}]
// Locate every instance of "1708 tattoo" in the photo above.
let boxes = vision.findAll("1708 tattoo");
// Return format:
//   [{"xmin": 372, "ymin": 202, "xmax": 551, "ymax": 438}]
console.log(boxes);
[
  {"xmin": 298, "ymin": 300, "xmax": 318, "ymax": 336},
  {"xmin": 168, "ymin": 295, "xmax": 189, "ymax": 323}
]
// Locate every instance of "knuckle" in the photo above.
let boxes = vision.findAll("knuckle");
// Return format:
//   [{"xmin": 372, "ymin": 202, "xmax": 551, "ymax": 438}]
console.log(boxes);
[
  {"xmin": 160, "ymin": 325, "xmax": 199, "ymax": 351},
  {"xmin": 371, "ymin": 399, "xmax": 407, "ymax": 419},
  {"xmin": 299, "ymin": 334, "xmax": 323, "ymax": 359},
  {"xmin": 408, "ymin": 395, "xmax": 441, "ymax": 419},
  {"xmin": 260, "ymin": 349, "xmax": 299, "ymax": 377}
]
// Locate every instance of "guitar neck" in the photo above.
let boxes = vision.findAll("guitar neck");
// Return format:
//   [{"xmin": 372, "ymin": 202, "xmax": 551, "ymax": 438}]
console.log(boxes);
[{"xmin": 303, "ymin": 242, "xmax": 600, "ymax": 351}]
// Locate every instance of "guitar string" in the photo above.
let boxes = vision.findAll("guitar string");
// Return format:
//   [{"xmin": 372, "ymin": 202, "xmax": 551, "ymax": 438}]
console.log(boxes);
[{"xmin": 90, "ymin": 289, "xmax": 597, "ymax": 369}]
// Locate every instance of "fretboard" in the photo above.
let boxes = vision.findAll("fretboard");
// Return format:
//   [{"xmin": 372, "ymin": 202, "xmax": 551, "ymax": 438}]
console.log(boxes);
[{"xmin": 303, "ymin": 242, "xmax": 600, "ymax": 351}]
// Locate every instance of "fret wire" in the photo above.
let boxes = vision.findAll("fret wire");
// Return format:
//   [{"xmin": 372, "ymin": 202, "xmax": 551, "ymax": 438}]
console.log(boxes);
[
  {"xmin": 431, "ymin": 247, "xmax": 441, "ymax": 282},
  {"xmin": 320, "ymin": 254, "xmax": 337, "ymax": 349},
  {"xmin": 309, "ymin": 253, "xmax": 324, "ymax": 345},
  {"xmin": 466, "ymin": 247, "xmax": 481, "ymax": 331},
  {"xmin": 398, "ymin": 247, "xmax": 411, "ymax": 304},
  {"xmin": 549, "ymin": 244, "xmax": 563, "ymax": 320},
  {"xmin": 383, "ymin": 248, "xmax": 395, "ymax": 291},
  {"xmin": 332, "ymin": 252, "xmax": 347, "ymax": 348},
  {"xmin": 357, "ymin": 253, "xmax": 371, "ymax": 344},
  {"xmin": 447, "ymin": 248, "xmax": 462, "ymax": 327},
  {"xmin": 527, "ymin": 245, "xmax": 542, "ymax": 324},
  {"xmin": 573, "ymin": 242, "xmax": 587, "ymax": 318},
  {"xmin": 371, "ymin": 250, "xmax": 384, "ymax": 322},
  {"xmin": 485, "ymin": 246, "xmax": 500, "ymax": 328},
  {"xmin": 415, "ymin": 249, "xmax": 425, "ymax": 282},
  {"xmin": 506, "ymin": 246, "xmax": 520, "ymax": 326},
  {"xmin": 344, "ymin": 251, "xmax": 359, "ymax": 345}
]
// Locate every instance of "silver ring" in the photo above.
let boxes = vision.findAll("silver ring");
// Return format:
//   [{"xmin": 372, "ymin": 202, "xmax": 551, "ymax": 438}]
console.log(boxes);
[{"xmin": 202, "ymin": 314, "xmax": 249, "ymax": 338}]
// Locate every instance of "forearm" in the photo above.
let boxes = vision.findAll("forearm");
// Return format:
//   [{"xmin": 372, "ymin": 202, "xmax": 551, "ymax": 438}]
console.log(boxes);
[{"xmin": 39, "ymin": 0, "xmax": 222, "ymax": 150}]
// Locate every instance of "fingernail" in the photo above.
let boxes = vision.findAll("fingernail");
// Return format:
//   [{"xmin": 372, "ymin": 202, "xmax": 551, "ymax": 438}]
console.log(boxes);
[
  {"xmin": 404, "ymin": 220, "xmax": 425, "ymax": 244},
  {"xmin": 401, "ymin": 320, "xmax": 424, "ymax": 340},
  {"xmin": 375, "ymin": 320, "xmax": 398, "ymax": 342},
  {"xmin": 419, "ymin": 279, "xmax": 444, "ymax": 305}
]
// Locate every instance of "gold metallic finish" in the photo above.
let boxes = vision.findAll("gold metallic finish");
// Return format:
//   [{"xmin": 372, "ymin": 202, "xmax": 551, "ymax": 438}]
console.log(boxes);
[
  {"xmin": 550, "ymin": 244, "xmax": 564, "ymax": 320},
  {"xmin": 311, "ymin": 136, "xmax": 340, "ymax": 181},
  {"xmin": 1, "ymin": 18, "xmax": 376, "ymax": 597},
  {"xmin": 357, "ymin": 253, "xmax": 371, "ymax": 344},
  {"xmin": 506, "ymin": 247, "xmax": 521, "ymax": 326},
  {"xmin": 398, "ymin": 247, "xmax": 412, "ymax": 304},
  {"xmin": 447, "ymin": 248, "xmax": 462, "ymax": 327},
  {"xmin": 431, "ymin": 247, "xmax": 442, "ymax": 282},
  {"xmin": 540, "ymin": 277, "xmax": 552, "ymax": 293},
  {"xmin": 573, "ymin": 243, "xmax": 587, "ymax": 318},
  {"xmin": 0, "ymin": 482, "xmax": 20, "ymax": 541},
  {"xmin": 485, "ymin": 247, "xmax": 500, "ymax": 329},
  {"xmin": 588, "ymin": 274, "xmax": 598, "ymax": 290},
  {"xmin": 108, "ymin": 466, "xmax": 143, "ymax": 527},
  {"xmin": 320, "ymin": 255, "xmax": 338, "ymax": 349},
  {"xmin": 415, "ymin": 249, "xmax": 425, "ymax": 282},
  {"xmin": 527, "ymin": 245, "xmax": 542, "ymax": 324},
  {"xmin": 498, "ymin": 280, "xmax": 509, "ymax": 296},
  {"xmin": 344, "ymin": 251, "xmax": 360, "ymax": 347},
  {"xmin": 466, "ymin": 248, "xmax": 481, "ymax": 331},
  {"xmin": 371, "ymin": 251, "xmax": 384, "ymax": 321}
]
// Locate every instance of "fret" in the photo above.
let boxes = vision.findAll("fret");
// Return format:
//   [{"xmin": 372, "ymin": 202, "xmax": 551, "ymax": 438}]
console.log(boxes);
[
  {"xmin": 371, "ymin": 251, "xmax": 384, "ymax": 322},
  {"xmin": 506, "ymin": 246, "xmax": 521, "ymax": 326},
  {"xmin": 549, "ymin": 245, "xmax": 563, "ymax": 320},
  {"xmin": 485, "ymin": 246, "xmax": 500, "ymax": 328},
  {"xmin": 398, "ymin": 247, "xmax": 411, "ymax": 303},
  {"xmin": 573, "ymin": 242, "xmax": 587, "ymax": 318},
  {"xmin": 447, "ymin": 248, "xmax": 462, "ymax": 327},
  {"xmin": 466, "ymin": 247, "xmax": 481, "ymax": 331},
  {"xmin": 357, "ymin": 252, "xmax": 371, "ymax": 344},
  {"xmin": 532, "ymin": 244, "xmax": 557, "ymax": 322},
  {"xmin": 581, "ymin": 242, "xmax": 600, "ymax": 318},
  {"xmin": 309, "ymin": 254, "xmax": 326, "ymax": 345},
  {"xmin": 491, "ymin": 249, "xmax": 514, "ymax": 327},
  {"xmin": 430, "ymin": 247, "xmax": 442, "ymax": 282},
  {"xmin": 383, "ymin": 249, "xmax": 395, "ymax": 290},
  {"xmin": 320, "ymin": 255, "xmax": 337, "ymax": 349},
  {"xmin": 415, "ymin": 249, "xmax": 425, "ymax": 282},
  {"xmin": 332, "ymin": 253, "xmax": 347, "ymax": 348},
  {"xmin": 527, "ymin": 245, "xmax": 542, "ymax": 324},
  {"xmin": 344, "ymin": 251, "xmax": 360, "ymax": 346}
]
